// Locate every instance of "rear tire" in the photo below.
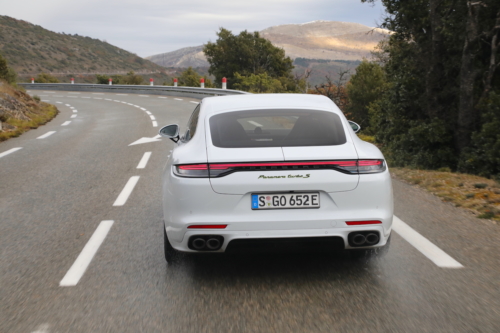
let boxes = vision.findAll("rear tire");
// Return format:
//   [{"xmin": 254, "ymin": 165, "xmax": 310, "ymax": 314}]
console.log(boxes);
[
  {"xmin": 164, "ymin": 227, "xmax": 178, "ymax": 263},
  {"xmin": 350, "ymin": 233, "xmax": 391, "ymax": 261}
]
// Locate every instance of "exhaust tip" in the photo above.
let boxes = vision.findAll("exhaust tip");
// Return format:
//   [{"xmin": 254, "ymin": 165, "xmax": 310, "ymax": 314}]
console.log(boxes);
[
  {"xmin": 365, "ymin": 233, "xmax": 380, "ymax": 245},
  {"xmin": 192, "ymin": 238, "xmax": 206, "ymax": 250},
  {"xmin": 206, "ymin": 238, "xmax": 222, "ymax": 250},
  {"xmin": 351, "ymin": 234, "xmax": 366, "ymax": 246}
]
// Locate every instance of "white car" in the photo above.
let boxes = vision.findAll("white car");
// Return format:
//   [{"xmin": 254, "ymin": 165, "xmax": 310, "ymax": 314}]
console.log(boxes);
[{"xmin": 159, "ymin": 94, "xmax": 393, "ymax": 262}]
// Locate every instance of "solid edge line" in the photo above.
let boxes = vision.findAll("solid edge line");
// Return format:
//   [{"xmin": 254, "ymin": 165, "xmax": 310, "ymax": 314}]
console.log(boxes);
[
  {"xmin": 137, "ymin": 152, "xmax": 152, "ymax": 169},
  {"xmin": 59, "ymin": 220, "xmax": 114, "ymax": 287},
  {"xmin": 113, "ymin": 176, "xmax": 140, "ymax": 206},
  {"xmin": 0, "ymin": 147, "xmax": 22, "ymax": 158},
  {"xmin": 37, "ymin": 131, "xmax": 56, "ymax": 139},
  {"xmin": 392, "ymin": 216, "xmax": 463, "ymax": 268}
]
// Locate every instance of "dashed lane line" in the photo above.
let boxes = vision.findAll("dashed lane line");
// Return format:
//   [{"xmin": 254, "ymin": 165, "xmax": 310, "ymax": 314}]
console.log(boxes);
[
  {"xmin": 67, "ymin": 96, "xmax": 77, "ymax": 98},
  {"xmin": 158, "ymin": 97, "xmax": 167, "ymax": 99},
  {"xmin": 0, "ymin": 147, "xmax": 22, "ymax": 159},
  {"xmin": 37, "ymin": 131, "xmax": 56, "ymax": 139},
  {"xmin": 59, "ymin": 220, "xmax": 114, "ymax": 287},
  {"xmin": 56, "ymin": 102, "xmax": 62, "ymax": 104},
  {"xmin": 92, "ymin": 93, "xmax": 104, "ymax": 95},
  {"xmin": 82, "ymin": 97, "xmax": 91, "ymax": 99},
  {"xmin": 116, "ymin": 94, "xmax": 128, "ymax": 96},
  {"xmin": 175, "ymin": 98, "xmax": 183, "ymax": 101},
  {"xmin": 393, "ymin": 216, "xmax": 463, "ymax": 268},
  {"xmin": 140, "ymin": 107, "xmax": 146, "ymax": 111},
  {"xmin": 150, "ymin": 115, "xmax": 156, "ymax": 120},
  {"xmin": 152, "ymin": 121, "xmax": 158, "ymax": 127},
  {"xmin": 145, "ymin": 111, "xmax": 151, "ymax": 115},
  {"xmin": 73, "ymin": 110, "xmax": 78, "ymax": 113},
  {"xmin": 71, "ymin": 115, "xmax": 77, "ymax": 118},
  {"xmin": 137, "ymin": 152, "xmax": 152, "ymax": 169},
  {"xmin": 65, "ymin": 104, "xmax": 70, "ymax": 106},
  {"xmin": 42, "ymin": 100, "xmax": 50, "ymax": 102},
  {"xmin": 190, "ymin": 101, "xmax": 199, "ymax": 104},
  {"xmin": 43, "ymin": 91, "xmax": 55, "ymax": 93},
  {"xmin": 113, "ymin": 176, "xmax": 140, "ymax": 206},
  {"xmin": 68, "ymin": 92, "xmax": 80, "ymax": 94},
  {"xmin": 139, "ymin": 95, "xmax": 149, "ymax": 97},
  {"xmin": 61, "ymin": 121, "xmax": 71, "ymax": 126}
]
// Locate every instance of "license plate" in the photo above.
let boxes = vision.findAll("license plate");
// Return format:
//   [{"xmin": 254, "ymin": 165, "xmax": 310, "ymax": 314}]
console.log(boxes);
[{"xmin": 251, "ymin": 193, "xmax": 320, "ymax": 210}]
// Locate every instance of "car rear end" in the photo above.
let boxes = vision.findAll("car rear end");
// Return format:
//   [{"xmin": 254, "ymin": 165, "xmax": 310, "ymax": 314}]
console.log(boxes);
[{"xmin": 163, "ymin": 94, "xmax": 393, "ymax": 254}]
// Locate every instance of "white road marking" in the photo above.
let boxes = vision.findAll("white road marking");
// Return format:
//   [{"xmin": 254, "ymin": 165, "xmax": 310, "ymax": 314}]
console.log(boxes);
[
  {"xmin": 128, "ymin": 135, "xmax": 162, "ymax": 146},
  {"xmin": 37, "ymin": 131, "xmax": 56, "ymax": 139},
  {"xmin": 190, "ymin": 101, "xmax": 199, "ymax": 104},
  {"xmin": 67, "ymin": 96, "xmax": 77, "ymax": 98},
  {"xmin": 150, "ymin": 115, "xmax": 156, "ymax": 120},
  {"xmin": 127, "ymin": 103, "xmax": 133, "ymax": 105},
  {"xmin": 68, "ymin": 92, "xmax": 80, "ymax": 94},
  {"xmin": 140, "ymin": 107, "xmax": 146, "ymax": 111},
  {"xmin": 73, "ymin": 110, "xmax": 77, "ymax": 113},
  {"xmin": 71, "ymin": 115, "xmax": 77, "ymax": 118},
  {"xmin": 113, "ymin": 176, "xmax": 140, "ymax": 206},
  {"xmin": 152, "ymin": 121, "xmax": 158, "ymax": 127},
  {"xmin": 248, "ymin": 120, "xmax": 263, "ymax": 127},
  {"xmin": 59, "ymin": 220, "xmax": 114, "ymax": 287},
  {"xmin": 82, "ymin": 97, "xmax": 91, "ymax": 99},
  {"xmin": 56, "ymin": 102, "xmax": 62, "ymax": 104},
  {"xmin": 134, "ymin": 105, "xmax": 141, "ymax": 108},
  {"xmin": 92, "ymin": 93, "xmax": 104, "ymax": 95},
  {"xmin": 116, "ymin": 94, "xmax": 128, "ymax": 96},
  {"xmin": 65, "ymin": 104, "xmax": 70, "ymax": 106},
  {"xmin": 41, "ymin": 100, "xmax": 50, "ymax": 102},
  {"xmin": 393, "ymin": 216, "xmax": 463, "ymax": 268},
  {"xmin": 31, "ymin": 323, "xmax": 50, "ymax": 333},
  {"xmin": 145, "ymin": 111, "xmax": 151, "ymax": 115},
  {"xmin": 121, "ymin": 101, "xmax": 127, "ymax": 104},
  {"xmin": 174, "ymin": 98, "xmax": 183, "ymax": 101},
  {"xmin": 137, "ymin": 152, "xmax": 152, "ymax": 169},
  {"xmin": 70, "ymin": 107, "xmax": 75, "ymax": 109},
  {"xmin": 158, "ymin": 97, "xmax": 167, "ymax": 99},
  {"xmin": 0, "ymin": 147, "xmax": 22, "ymax": 159},
  {"xmin": 54, "ymin": 95, "xmax": 63, "ymax": 97},
  {"xmin": 39, "ymin": 95, "xmax": 48, "ymax": 96},
  {"xmin": 61, "ymin": 121, "xmax": 71, "ymax": 126},
  {"xmin": 105, "ymin": 98, "xmax": 112, "ymax": 101},
  {"xmin": 113, "ymin": 100, "xmax": 120, "ymax": 102},
  {"xmin": 139, "ymin": 95, "xmax": 149, "ymax": 97},
  {"xmin": 93, "ymin": 98, "xmax": 103, "ymax": 100}
]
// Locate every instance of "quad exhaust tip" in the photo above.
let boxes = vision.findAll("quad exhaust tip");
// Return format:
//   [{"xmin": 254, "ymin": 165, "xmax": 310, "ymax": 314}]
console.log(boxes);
[
  {"xmin": 189, "ymin": 235, "xmax": 224, "ymax": 251},
  {"xmin": 348, "ymin": 231, "xmax": 380, "ymax": 247}
]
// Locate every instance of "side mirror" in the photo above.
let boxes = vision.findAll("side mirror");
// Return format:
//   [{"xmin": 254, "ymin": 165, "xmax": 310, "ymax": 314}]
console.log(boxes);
[
  {"xmin": 348, "ymin": 121, "xmax": 361, "ymax": 133},
  {"xmin": 159, "ymin": 124, "xmax": 180, "ymax": 143}
]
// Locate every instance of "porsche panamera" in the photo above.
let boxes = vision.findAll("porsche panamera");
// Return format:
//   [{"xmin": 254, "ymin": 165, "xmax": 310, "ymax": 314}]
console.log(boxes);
[{"xmin": 159, "ymin": 94, "xmax": 393, "ymax": 262}]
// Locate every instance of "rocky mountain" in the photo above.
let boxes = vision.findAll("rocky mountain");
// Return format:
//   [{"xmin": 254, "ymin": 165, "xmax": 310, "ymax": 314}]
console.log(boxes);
[
  {"xmin": 0, "ymin": 15, "xmax": 166, "ymax": 74},
  {"xmin": 146, "ymin": 21, "xmax": 390, "ymax": 68}
]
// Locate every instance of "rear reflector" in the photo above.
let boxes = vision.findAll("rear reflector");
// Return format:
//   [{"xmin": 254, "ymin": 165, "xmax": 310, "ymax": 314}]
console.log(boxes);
[
  {"xmin": 346, "ymin": 220, "xmax": 382, "ymax": 226},
  {"xmin": 187, "ymin": 225, "xmax": 227, "ymax": 229}
]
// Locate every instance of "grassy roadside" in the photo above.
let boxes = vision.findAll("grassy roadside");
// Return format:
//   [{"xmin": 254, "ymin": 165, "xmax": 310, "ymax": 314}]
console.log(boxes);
[
  {"xmin": 0, "ymin": 82, "xmax": 59, "ymax": 142},
  {"xmin": 357, "ymin": 134, "xmax": 500, "ymax": 222},
  {"xmin": 391, "ymin": 168, "xmax": 500, "ymax": 222},
  {"xmin": 0, "ymin": 102, "xmax": 58, "ymax": 142}
]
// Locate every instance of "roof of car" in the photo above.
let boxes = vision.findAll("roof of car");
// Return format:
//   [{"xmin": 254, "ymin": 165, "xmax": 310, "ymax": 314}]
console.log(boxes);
[{"xmin": 201, "ymin": 93, "xmax": 338, "ymax": 115}]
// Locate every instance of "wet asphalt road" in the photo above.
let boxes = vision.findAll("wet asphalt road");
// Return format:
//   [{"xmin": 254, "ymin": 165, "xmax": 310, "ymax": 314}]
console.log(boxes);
[{"xmin": 1, "ymin": 90, "xmax": 499, "ymax": 333}]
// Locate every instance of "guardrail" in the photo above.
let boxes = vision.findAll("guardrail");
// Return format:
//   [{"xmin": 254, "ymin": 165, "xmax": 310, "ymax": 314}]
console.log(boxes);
[{"xmin": 18, "ymin": 83, "xmax": 248, "ymax": 99}]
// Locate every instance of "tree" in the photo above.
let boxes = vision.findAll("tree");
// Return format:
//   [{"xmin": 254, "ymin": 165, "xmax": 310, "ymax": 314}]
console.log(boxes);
[
  {"xmin": 346, "ymin": 60, "xmax": 387, "ymax": 129},
  {"xmin": 0, "ymin": 53, "xmax": 17, "ymax": 84},
  {"xmin": 203, "ymin": 28, "xmax": 294, "ymax": 89},
  {"xmin": 310, "ymin": 69, "xmax": 350, "ymax": 113},
  {"xmin": 233, "ymin": 72, "xmax": 284, "ymax": 93},
  {"xmin": 178, "ymin": 67, "xmax": 214, "ymax": 88},
  {"xmin": 360, "ymin": 0, "xmax": 500, "ymax": 176},
  {"xmin": 35, "ymin": 73, "xmax": 59, "ymax": 83}
]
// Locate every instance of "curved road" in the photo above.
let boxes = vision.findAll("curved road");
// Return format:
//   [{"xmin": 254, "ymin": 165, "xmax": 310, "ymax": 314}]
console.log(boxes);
[{"xmin": 1, "ymin": 90, "xmax": 499, "ymax": 332}]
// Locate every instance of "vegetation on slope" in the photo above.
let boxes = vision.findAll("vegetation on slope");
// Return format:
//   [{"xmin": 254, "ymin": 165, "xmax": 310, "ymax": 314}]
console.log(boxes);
[
  {"xmin": 0, "ymin": 53, "xmax": 58, "ymax": 141},
  {"xmin": 0, "ymin": 15, "xmax": 165, "ymax": 74}
]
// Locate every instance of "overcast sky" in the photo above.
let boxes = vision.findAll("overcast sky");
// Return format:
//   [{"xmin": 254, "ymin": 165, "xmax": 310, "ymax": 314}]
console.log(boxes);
[{"xmin": 2, "ymin": 0, "xmax": 385, "ymax": 57}]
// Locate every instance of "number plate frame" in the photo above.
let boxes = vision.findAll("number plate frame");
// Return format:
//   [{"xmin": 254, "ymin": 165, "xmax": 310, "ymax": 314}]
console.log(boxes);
[{"xmin": 251, "ymin": 192, "xmax": 320, "ymax": 210}]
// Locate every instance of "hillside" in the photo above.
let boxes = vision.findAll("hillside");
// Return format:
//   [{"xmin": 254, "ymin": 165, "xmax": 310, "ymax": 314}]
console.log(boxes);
[
  {"xmin": 146, "ymin": 21, "xmax": 390, "ymax": 68},
  {"xmin": 0, "ymin": 15, "xmax": 166, "ymax": 75}
]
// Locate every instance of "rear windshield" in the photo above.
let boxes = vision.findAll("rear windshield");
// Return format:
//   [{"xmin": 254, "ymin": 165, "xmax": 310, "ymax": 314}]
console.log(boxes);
[{"xmin": 209, "ymin": 109, "xmax": 346, "ymax": 148}]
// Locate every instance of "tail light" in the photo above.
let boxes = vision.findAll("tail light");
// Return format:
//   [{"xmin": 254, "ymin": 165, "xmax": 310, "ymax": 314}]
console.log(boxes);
[{"xmin": 174, "ymin": 160, "xmax": 385, "ymax": 178}]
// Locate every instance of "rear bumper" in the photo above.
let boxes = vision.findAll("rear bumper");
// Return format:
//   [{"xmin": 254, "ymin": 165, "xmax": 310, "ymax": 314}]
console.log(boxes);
[{"xmin": 167, "ymin": 224, "xmax": 392, "ymax": 253}]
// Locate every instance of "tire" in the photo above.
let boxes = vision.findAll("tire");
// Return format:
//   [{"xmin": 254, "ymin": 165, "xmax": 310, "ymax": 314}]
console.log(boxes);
[
  {"xmin": 350, "ymin": 233, "xmax": 391, "ymax": 261},
  {"xmin": 164, "ymin": 227, "xmax": 178, "ymax": 263}
]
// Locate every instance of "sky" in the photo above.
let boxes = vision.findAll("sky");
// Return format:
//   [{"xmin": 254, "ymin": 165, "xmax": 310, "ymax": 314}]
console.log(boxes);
[{"xmin": 2, "ymin": 0, "xmax": 385, "ymax": 57}]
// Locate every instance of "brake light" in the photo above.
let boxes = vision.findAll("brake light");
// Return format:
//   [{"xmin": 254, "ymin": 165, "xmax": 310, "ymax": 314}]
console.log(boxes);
[
  {"xmin": 357, "ymin": 160, "xmax": 386, "ymax": 174},
  {"xmin": 187, "ymin": 225, "xmax": 227, "ymax": 229},
  {"xmin": 174, "ymin": 164, "xmax": 209, "ymax": 177},
  {"xmin": 346, "ymin": 220, "xmax": 382, "ymax": 226}
]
